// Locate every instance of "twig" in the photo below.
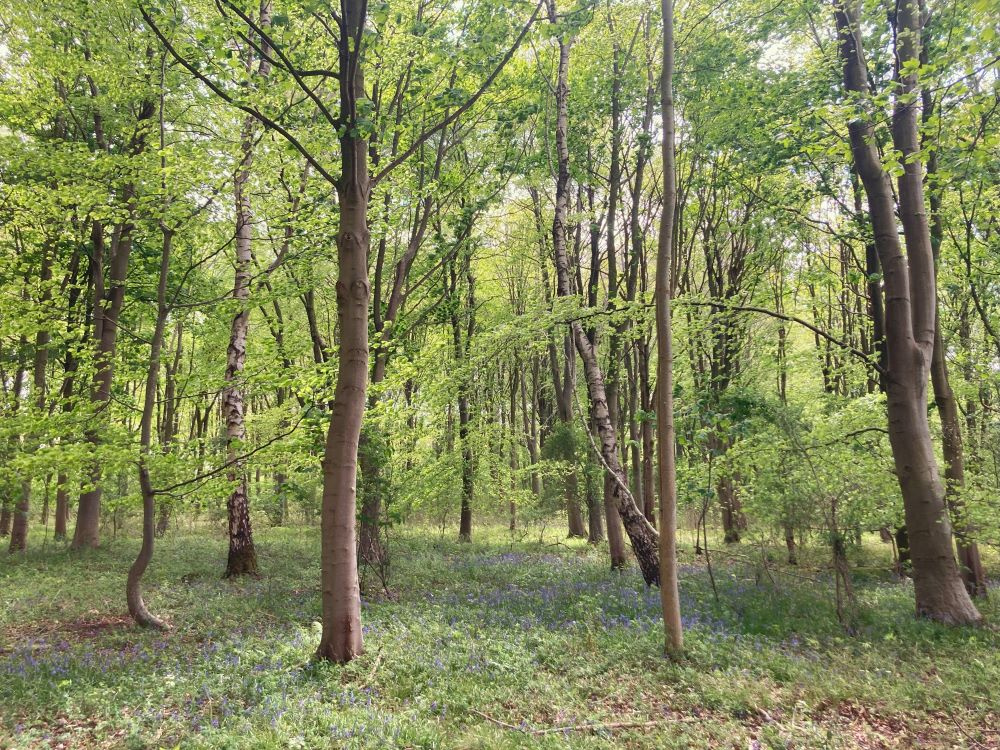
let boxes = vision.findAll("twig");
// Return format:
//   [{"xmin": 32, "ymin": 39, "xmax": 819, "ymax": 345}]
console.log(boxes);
[
  {"xmin": 468, "ymin": 708, "xmax": 701, "ymax": 735},
  {"xmin": 468, "ymin": 708, "xmax": 524, "ymax": 732},
  {"xmin": 531, "ymin": 717, "xmax": 702, "ymax": 735}
]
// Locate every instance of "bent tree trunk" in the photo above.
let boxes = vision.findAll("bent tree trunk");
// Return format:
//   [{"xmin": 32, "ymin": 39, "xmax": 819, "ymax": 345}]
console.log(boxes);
[
  {"xmin": 316, "ymin": 0, "xmax": 369, "ymax": 663},
  {"xmin": 547, "ymin": 7, "xmax": 659, "ymax": 584},
  {"xmin": 126, "ymin": 217, "xmax": 172, "ymax": 631},
  {"xmin": 835, "ymin": 0, "xmax": 979, "ymax": 624}
]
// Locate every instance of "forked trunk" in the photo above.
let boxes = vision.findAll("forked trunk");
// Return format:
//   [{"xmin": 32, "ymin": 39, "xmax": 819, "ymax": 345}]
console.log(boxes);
[{"xmin": 835, "ymin": 0, "xmax": 979, "ymax": 624}]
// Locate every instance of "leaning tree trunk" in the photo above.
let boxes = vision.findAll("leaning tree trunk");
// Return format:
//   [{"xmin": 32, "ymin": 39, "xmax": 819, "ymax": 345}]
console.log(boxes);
[
  {"xmin": 546, "ymin": 8, "xmax": 659, "ymax": 584},
  {"xmin": 835, "ymin": 0, "xmax": 979, "ymax": 624},
  {"xmin": 316, "ymin": 0, "xmax": 369, "ymax": 663}
]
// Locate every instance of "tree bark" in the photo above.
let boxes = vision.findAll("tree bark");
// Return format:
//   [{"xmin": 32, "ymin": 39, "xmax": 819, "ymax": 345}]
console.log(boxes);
[
  {"xmin": 10, "ymin": 242, "xmax": 51, "ymax": 553},
  {"xmin": 656, "ymin": 0, "xmax": 684, "ymax": 657},
  {"xmin": 546, "ymin": 1, "xmax": 659, "ymax": 583},
  {"xmin": 222, "ymin": 0, "xmax": 272, "ymax": 578},
  {"xmin": 126, "ymin": 177, "xmax": 172, "ymax": 630},
  {"xmin": 73, "ymin": 96, "xmax": 156, "ymax": 549},
  {"xmin": 316, "ymin": 0, "xmax": 369, "ymax": 663},
  {"xmin": 835, "ymin": 0, "xmax": 979, "ymax": 624},
  {"xmin": 922, "ymin": 72, "xmax": 988, "ymax": 599}
]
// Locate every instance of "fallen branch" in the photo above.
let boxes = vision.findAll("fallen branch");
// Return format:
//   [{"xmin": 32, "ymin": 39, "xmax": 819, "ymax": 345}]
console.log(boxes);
[{"xmin": 468, "ymin": 708, "xmax": 702, "ymax": 736}]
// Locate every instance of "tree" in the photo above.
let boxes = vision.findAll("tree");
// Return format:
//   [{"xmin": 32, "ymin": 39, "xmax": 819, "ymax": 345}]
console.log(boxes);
[
  {"xmin": 545, "ymin": 0, "xmax": 660, "ymax": 585},
  {"xmin": 221, "ymin": 0, "xmax": 273, "ymax": 579},
  {"xmin": 656, "ymin": 0, "xmax": 683, "ymax": 658},
  {"xmin": 834, "ymin": 0, "xmax": 980, "ymax": 624}
]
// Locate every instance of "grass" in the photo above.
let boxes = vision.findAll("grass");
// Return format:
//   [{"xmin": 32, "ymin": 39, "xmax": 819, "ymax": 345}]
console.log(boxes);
[{"xmin": 1, "ymin": 521, "xmax": 998, "ymax": 749}]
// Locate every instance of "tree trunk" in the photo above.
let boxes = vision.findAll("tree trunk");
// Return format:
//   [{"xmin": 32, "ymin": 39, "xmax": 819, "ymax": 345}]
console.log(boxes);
[
  {"xmin": 656, "ymin": 0, "xmax": 684, "ymax": 657},
  {"xmin": 586, "ymin": 475, "xmax": 604, "ymax": 543},
  {"xmin": 921, "ymin": 58, "xmax": 987, "ymax": 599},
  {"xmin": 719, "ymin": 474, "xmax": 742, "ymax": 544},
  {"xmin": 73, "ymin": 97, "xmax": 156, "ymax": 549},
  {"xmin": 54, "ymin": 473, "xmax": 69, "ymax": 540},
  {"xmin": 784, "ymin": 524, "xmax": 798, "ymax": 565},
  {"xmin": 222, "ymin": 0, "xmax": 272, "ymax": 578},
  {"xmin": 11, "ymin": 240, "xmax": 53, "ymax": 553},
  {"xmin": 453, "ymin": 253, "xmax": 475, "ymax": 543},
  {"xmin": 835, "ymin": 0, "xmax": 979, "ymax": 624},
  {"xmin": 316, "ymin": 0, "xmax": 369, "ymax": 662},
  {"xmin": 546, "ymin": 5, "xmax": 659, "ymax": 584},
  {"xmin": 126, "ymin": 177, "xmax": 173, "ymax": 630},
  {"xmin": 9, "ymin": 482, "xmax": 30, "ymax": 554}
]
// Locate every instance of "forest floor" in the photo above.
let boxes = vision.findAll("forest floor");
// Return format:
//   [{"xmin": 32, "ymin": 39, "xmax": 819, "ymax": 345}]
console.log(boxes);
[{"xmin": 1, "ymin": 522, "xmax": 999, "ymax": 749}]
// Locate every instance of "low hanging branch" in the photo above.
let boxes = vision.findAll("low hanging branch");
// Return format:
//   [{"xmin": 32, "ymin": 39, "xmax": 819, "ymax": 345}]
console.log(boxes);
[
  {"xmin": 151, "ymin": 413, "xmax": 306, "ymax": 497},
  {"xmin": 553, "ymin": 297, "xmax": 886, "ymax": 376}
]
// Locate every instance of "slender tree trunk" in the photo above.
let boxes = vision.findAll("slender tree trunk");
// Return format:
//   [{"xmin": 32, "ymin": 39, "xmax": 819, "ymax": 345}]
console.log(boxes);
[
  {"xmin": 922, "ymin": 80, "xmax": 988, "ymax": 599},
  {"xmin": 518, "ymin": 354, "xmax": 542, "ymax": 498},
  {"xmin": 222, "ymin": 0, "xmax": 271, "ymax": 578},
  {"xmin": 508, "ymin": 368, "xmax": 519, "ymax": 530},
  {"xmin": 451, "ymin": 251, "xmax": 476, "ymax": 543},
  {"xmin": 551, "ymin": 334, "xmax": 586, "ymax": 538},
  {"xmin": 656, "ymin": 0, "xmax": 684, "ymax": 657},
  {"xmin": 316, "ymin": 0, "xmax": 369, "ymax": 662},
  {"xmin": 639, "ymin": 339, "xmax": 656, "ymax": 525},
  {"xmin": 10, "ymin": 243, "xmax": 51, "ymax": 553},
  {"xmin": 835, "ymin": 0, "xmax": 979, "ymax": 624},
  {"xmin": 126, "ymin": 164, "xmax": 173, "ymax": 630}
]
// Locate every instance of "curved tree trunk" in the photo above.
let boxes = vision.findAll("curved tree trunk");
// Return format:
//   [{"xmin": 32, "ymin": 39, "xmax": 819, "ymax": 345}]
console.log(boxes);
[
  {"xmin": 126, "ymin": 204, "xmax": 172, "ymax": 630},
  {"xmin": 835, "ymin": 0, "xmax": 979, "ymax": 624}
]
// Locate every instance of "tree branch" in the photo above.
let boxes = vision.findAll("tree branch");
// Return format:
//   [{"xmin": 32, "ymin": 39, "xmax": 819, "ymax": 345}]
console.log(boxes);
[
  {"xmin": 371, "ymin": 0, "xmax": 545, "ymax": 186},
  {"xmin": 140, "ymin": 4, "xmax": 339, "ymax": 186}
]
